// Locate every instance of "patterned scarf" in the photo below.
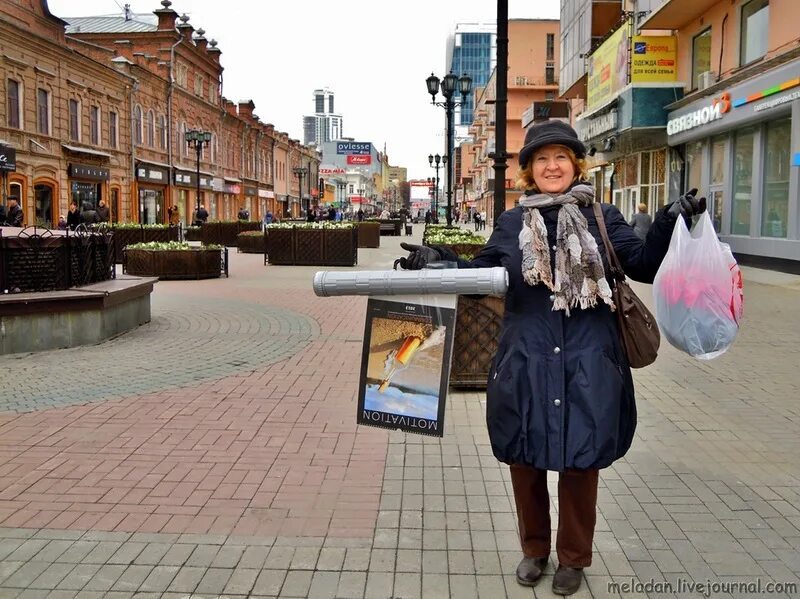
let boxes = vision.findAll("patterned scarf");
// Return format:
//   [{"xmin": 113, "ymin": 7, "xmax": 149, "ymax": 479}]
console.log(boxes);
[{"xmin": 518, "ymin": 183, "xmax": 614, "ymax": 316}]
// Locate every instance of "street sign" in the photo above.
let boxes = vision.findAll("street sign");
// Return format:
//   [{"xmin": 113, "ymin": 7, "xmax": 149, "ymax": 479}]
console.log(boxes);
[{"xmin": 0, "ymin": 145, "xmax": 16, "ymax": 172}]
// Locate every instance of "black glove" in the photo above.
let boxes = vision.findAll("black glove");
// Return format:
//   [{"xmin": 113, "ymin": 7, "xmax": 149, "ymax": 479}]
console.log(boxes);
[
  {"xmin": 395, "ymin": 242, "xmax": 441, "ymax": 270},
  {"xmin": 668, "ymin": 188, "xmax": 707, "ymax": 218}
]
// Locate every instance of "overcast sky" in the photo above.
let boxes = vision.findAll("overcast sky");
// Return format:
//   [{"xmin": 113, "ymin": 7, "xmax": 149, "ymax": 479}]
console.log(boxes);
[{"xmin": 48, "ymin": 0, "xmax": 559, "ymax": 180}]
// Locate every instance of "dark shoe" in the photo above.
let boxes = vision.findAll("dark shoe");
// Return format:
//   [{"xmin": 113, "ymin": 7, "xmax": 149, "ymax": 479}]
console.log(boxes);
[
  {"xmin": 552, "ymin": 565, "xmax": 584, "ymax": 595},
  {"xmin": 515, "ymin": 556, "xmax": 548, "ymax": 586}
]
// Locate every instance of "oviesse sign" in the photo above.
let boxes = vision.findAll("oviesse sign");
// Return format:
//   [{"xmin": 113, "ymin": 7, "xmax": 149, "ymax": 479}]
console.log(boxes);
[
  {"xmin": 336, "ymin": 141, "xmax": 371, "ymax": 155},
  {"xmin": 666, "ymin": 93, "xmax": 731, "ymax": 136}
]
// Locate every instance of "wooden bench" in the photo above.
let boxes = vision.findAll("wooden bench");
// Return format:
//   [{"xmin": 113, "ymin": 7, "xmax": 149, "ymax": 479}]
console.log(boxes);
[{"xmin": 379, "ymin": 222, "xmax": 397, "ymax": 236}]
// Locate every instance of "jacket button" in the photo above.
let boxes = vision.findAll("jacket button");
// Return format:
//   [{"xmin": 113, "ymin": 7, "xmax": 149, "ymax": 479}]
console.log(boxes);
[
  {"xmin": 549, "ymin": 294, "xmax": 555, "ymax": 301},
  {"xmin": 551, "ymin": 245, "xmax": 557, "ymax": 251},
  {"xmin": 554, "ymin": 399, "xmax": 561, "ymax": 406},
  {"xmin": 553, "ymin": 347, "xmax": 561, "ymax": 354}
]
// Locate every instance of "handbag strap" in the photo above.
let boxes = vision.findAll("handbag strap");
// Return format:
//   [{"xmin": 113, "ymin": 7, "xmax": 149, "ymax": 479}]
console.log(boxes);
[{"xmin": 592, "ymin": 203, "xmax": 625, "ymax": 281}]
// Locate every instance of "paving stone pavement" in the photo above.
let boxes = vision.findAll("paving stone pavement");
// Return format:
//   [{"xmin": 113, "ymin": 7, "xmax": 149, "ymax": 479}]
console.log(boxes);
[{"xmin": 0, "ymin": 229, "xmax": 799, "ymax": 598}]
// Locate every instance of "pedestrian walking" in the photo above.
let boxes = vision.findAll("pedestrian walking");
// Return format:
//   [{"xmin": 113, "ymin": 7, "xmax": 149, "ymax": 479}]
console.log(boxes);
[
  {"xmin": 67, "ymin": 201, "xmax": 80, "ymax": 230},
  {"xmin": 397, "ymin": 119, "xmax": 706, "ymax": 595},
  {"xmin": 96, "ymin": 199, "xmax": 110, "ymax": 223},
  {"xmin": 629, "ymin": 203, "xmax": 652, "ymax": 240},
  {"xmin": 6, "ymin": 197, "xmax": 23, "ymax": 227}
]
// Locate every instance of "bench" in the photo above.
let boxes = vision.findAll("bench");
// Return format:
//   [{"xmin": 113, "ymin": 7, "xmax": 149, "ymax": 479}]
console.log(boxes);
[{"xmin": 379, "ymin": 222, "xmax": 398, "ymax": 236}]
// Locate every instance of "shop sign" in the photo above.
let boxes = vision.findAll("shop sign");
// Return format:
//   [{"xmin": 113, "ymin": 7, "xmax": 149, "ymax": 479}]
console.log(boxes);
[
  {"xmin": 69, "ymin": 163, "xmax": 109, "ymax": 181},
  {"xmin": 666, "ymin": 93, "xmax": 731, "ymax": 136},
  {"xmin": 136, "ymin": 163, "xmax": 168, "ymax": 184},
  {"xmin": 336, "ymin": 141, "xmax": 371, "ymax": 155},
  {"xmin": 347, "ymin": 155, "xmax": 372, "ymax": 165},
  {"xmin": 244, "ymin": 185, "xmax": 258, "ymax": 196},
  {"xmin": 174, "ymin": 171, "xmax": 213, "ymax": 189},
  {"xmin": 0, "ymin": 145, "xmax": 16, "ymax": 172},
  {"xmin": 577, "ymin": 109, "xmax": 618, "ymax": 142},
  {"xmin": 587, "ymin": 24, "xmax": 630, "ymax": 110},
  {"xmin": 752, "ymin": 89, "xmax": 800, "ymax": 112},
  {"xmin": 320, "ymin": 166, "xmax": 346, "ymax": 175},
  {"xmin": 258, "ymin": 188, "xmax": 274, "ymax": 198},
  {"xmin": 224, "ymin": 183, "xmax": 241, "ymax": 194},
  {"xmin": 212, "ymin": 177, "xmax": 224, "ymax": 192},
  {"xmin": 630, "ymin": 36, "xmax": 677, "ymax": 82}
]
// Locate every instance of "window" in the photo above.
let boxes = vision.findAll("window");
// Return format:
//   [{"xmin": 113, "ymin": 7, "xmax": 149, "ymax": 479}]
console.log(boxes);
[
  {"xmin": 158, "ymin": 115, "xmax": 167, "ymax": 149},
  {"xmin": 145, "ymin": 110, "xmax": 154, "ymax": 146},
  {"xmin": 685, "ymin": 141, "xmax": 704, "ymax": 194},
  {"xmin": 545, "ymin": 66, "xmax": 555, "ymax": 85},
  {"xmin": 194, "ymin": 75, "xmax": 203, "ymax": 96},
  {"xmin": 315, "ymin": 95, "xmax": 324, "ymax": 113},
  {"xmin": 7, "ymin": 79, "xmax": 21, "ymax": 129},
  {"xmin": 692, "ymin": 28, "xmax": 712, "ymax": 89},
  {"xmin": 761, "ymin": 118, "xmax": 790, "ymax": 238},
  {"xmin": 546, "ymin": 33, "xmax": 555, "ymax": 61},
  {"xmin": 69, "ymin": 98, "xmax": 80, "ymax": 141},
  {"xmin": 109, "ymin": 111, "xmax": 118, "ymax": 148},
  {"xmin": 34, "ymin": 183, "xmax": 53, "ymax": 225},
  {"xmin": 37, "ymin": 88, "xmax": 49, "ymax": 135},
  {"xmin": 133, "ymin": 105, "xmax": 142, "ymax": 145},
  {"xmin": 545, "ymin": 91, "xmax": 555, "ymax": 101},
  {"xmin": 740, "ymin": 0, "xmax": 768, "ymax": 65},
  {"xmin": 90, "ymin": 106, "xmax": 100, "ymax": 145},
  {"xmin": 732, "ymin": 127, "xmax": 755, "ymax": 235},
  {"xmin": 208, "ymin": 82, "xmax": 216, "ymax": 104}
]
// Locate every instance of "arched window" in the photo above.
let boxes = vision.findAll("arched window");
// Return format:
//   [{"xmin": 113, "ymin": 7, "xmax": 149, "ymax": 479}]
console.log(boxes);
[
  {"xmin": 145, "ymin": 110, "xmax": 155, "ymax": 147},
  {"xmin": 133, "ymin": 105, "xmax": 143, "ymax": 145},
  {"xmin": 180, "ymin": 121, "xmax": 186, "ymax": 158},
  {"xmin": 157, "ymin": 115, "xmax": 167, "ymax": 150}
]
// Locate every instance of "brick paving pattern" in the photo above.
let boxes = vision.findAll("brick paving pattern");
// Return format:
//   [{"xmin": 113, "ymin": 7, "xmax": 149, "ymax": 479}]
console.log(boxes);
[{"xmin": 0, "ymin": 233, "xmax": 798, "ymax": 597}]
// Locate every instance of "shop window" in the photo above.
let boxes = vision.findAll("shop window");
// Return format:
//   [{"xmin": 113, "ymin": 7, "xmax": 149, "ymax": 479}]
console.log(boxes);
[
  {"xmin": 692, "ymin": 28, "xmax": 712, "ymax": 89},
  {"xmin": 37, "ymin": 88, "xmax": 50, "ymax": 135},
  {"xmin": 710, "ymin": 135, "xmax": 726, "ymax": 185},
  {"xmin": 71, "ymin": 181, "xmax": 100, "ymax": 212},
  {"xmin": 732, "ymin": 127, "xmax": 755, "ymax": 235},
  {"xmin": 761, "ymin": 118, "xmax": 790, "ymax": 238},
  {"xmin": 34, "ymin": 183, "xmax": 53, "ymax": 226},
  {"xmin": 90, "ymin": 106, "xmax": 100, "ymax": 145},
  {"xmin": 109, "ymin": 110, "xmax": 118, "ymax": 148},
  {"xmin": 138, "ymin": 188, "xmax": 163, "ymax": 225},
  {"xmin": 69, "ymin": 99, "xmax": 80, "ymax": 141},
  {"xmin": 685, "ymin": 141, "xmax": 704, "ymax": 195},
  {"xmin": 110, "ymin": 188, "xmax": 120, "ymax": 223},
  {"xmin": 9, "ymin": 182, "xmax": 22, "ymax": 205},
  {"xmin": 6, "ymin": 79, "xmax": 21, "ymax": 129},
  {"xmin": 740, "ymin": 0, "xmax": 768, "ymax": 66}
]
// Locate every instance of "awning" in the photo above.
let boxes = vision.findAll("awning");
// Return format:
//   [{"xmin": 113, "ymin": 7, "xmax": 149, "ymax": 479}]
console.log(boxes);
[
  {"xmin": 224, "ymin": 176, "xmax": 242, "ymax": 183},
  {"xmin": 62, "ymin": 144, "xmax": 113, "ymax": 158},
  {"xmin": 137, "ymin": 158, "xmax": 171, "ymax": 169}
]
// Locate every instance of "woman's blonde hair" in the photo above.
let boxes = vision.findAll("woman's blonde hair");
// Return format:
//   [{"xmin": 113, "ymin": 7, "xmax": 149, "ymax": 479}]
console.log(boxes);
[{"xmin": 515, "ymin": 145, "xmax": 589, "ymax": 193}]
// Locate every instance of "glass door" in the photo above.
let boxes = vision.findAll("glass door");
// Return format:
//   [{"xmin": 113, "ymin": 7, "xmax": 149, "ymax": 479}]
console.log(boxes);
[{"xmin": 708, "ymin": 186, "xmax": 724, "ymax": 233}]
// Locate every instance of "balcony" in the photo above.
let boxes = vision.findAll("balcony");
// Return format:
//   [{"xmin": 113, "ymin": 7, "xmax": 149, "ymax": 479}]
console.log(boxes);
[
  {"xmin": 509, "ymin": 76, "xmax": 559, "ymax": 88},
  {"xmin": 640, "ymin": 0, "xmax": 721, "ymax": 29}
]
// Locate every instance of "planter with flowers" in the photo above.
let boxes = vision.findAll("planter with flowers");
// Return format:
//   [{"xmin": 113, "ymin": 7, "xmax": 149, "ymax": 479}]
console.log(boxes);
[
  {"xmin": 110, "ymin": 223, "xmax": 181, "ymax": 264},
  {"xmin": 265, "ymin": 223, "xmax": 357, "ymax": 266},
  {"xmin": 123, "ymin": 241, "xmax": 225, "ymax": 280},
  {"xmin": 236, "ymin": 230, "xmax": 266, "ymax": 254}
]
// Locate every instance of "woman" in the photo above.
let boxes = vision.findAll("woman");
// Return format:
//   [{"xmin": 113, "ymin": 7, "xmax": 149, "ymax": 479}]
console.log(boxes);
[
  {"xmin": 399, "ymin": 120, "xmax": 704, "ymax": 595},
  {"xmin": 630, "ymin": 202, "xmax": 653, "ymax": 240},
  {"xmin": 66, "ymin": 201, "xmax": 81, "ymax": 230}
]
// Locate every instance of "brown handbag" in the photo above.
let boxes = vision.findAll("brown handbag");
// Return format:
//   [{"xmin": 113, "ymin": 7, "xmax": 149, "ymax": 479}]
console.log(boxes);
[{"xmin": 593, "ymin": 203, "xmax": 660, "ymax": 368}]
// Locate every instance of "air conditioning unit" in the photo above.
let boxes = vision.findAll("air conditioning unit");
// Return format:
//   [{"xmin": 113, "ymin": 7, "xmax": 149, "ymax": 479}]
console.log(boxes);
[{"xmin": 697, "ymin": 71, "xmax": 716, "ymax": 90}]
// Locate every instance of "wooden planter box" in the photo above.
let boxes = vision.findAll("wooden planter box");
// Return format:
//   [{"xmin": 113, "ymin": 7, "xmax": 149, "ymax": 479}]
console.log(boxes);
[
  {"xmin": 184, "ymin": 227, "xmax": 202, "ymax": 242},
  {"xmin": 112, "ymin": 226, "xmax": 179, "ymax": 263},
  {"xmin": 124, "ymin": 248, "xmax": 222, "ymax": 280},
  {"xmin": 356, "ymin": 222, "xmax": 380, "ymax": 248},
  {"xmin": 201, "ymin": 222, "xmax": 262, "ymax": 247},
  {"xmin": 237, "ymin": 232, "xmax": 266, "ymax": 254},
  {"xmin": 265, "ymin": 228, "xmax": 295, "ymax": 265},
  {"xmin": 324, "ymin": 227, "xmax": 358, "ymax": 266},
  {"xmin": 294, "ymin": 228, "xmax": 325, "ymax": 265}
]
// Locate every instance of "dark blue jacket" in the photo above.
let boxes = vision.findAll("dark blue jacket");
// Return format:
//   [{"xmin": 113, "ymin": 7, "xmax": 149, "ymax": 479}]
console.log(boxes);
[{"xmin": 446, "ymin": 202, "xmax": 676, "ymax": 471}]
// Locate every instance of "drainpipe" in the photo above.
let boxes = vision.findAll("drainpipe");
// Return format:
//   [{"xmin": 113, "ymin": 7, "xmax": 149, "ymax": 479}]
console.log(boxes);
[
  {"xmin": 166, "ymin": 35, "xmax": 182, "ymax": 211},
  {"xmin": 129, "ymin": 81, "xmax": 138, "ymax": 222}
]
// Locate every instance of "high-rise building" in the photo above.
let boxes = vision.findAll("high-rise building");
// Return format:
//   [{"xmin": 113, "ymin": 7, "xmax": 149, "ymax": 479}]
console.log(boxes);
[
  {"xmin": 446, "ymin": 23, "xmax": 497, "ymax": 141},
  {"xmin": 302, "ymin": 87, "xmax": 343, "ymax": 146}
]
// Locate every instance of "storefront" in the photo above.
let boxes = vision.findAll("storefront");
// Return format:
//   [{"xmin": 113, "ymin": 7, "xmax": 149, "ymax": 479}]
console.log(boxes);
[
  {"xmin": 666, "ymin": 59, "xmax": 800, "ymax": 268},
  {"xmin": 68, "ymin": 163, "xmax": 109, "ymax": 214},
  {"xmin": 175, "ymin": 169, "xmax": 213, "ymax": 223},
  {"xmin": 258, "ymin": 187, "xmax": 274, "ymax": 220},
  {"xmin": 243, "ymin": 184, "xmax": 258, "ymax": 221},
  {"xmin": 136, "ymin": 162, "xmax": 169, "ymax": 224},
  {"xmin": 222, "ymin": 179, "xmax": 241, "ymax": 221}
]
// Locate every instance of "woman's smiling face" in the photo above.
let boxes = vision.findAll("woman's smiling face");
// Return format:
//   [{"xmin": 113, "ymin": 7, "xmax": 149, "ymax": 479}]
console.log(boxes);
[{"xmin": 531, "ymin": 145, "xmax": 576, "ymax": 194}]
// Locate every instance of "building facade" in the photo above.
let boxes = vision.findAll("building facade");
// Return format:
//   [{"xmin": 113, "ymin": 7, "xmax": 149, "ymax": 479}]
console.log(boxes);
[
  {"xmin": 302, "ymin": 88, "xmax": 343, "ymax": 147},
  {"xmin": 1, "ymin": 0, "xmax": 318, "ymax": 227},
  {"xmin": 644, "ymin": 0, "xmax": 799, "ymax": 269}
]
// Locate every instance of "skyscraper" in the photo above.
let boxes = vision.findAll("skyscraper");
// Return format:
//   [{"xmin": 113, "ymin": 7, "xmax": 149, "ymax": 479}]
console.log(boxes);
[
  {"xmin": 446, "ymin": 23, "xmax": 497, "ymax": 141},
  {"xmin": 302, "ymin": 88, "xmax": 343, "ymax": 146}
]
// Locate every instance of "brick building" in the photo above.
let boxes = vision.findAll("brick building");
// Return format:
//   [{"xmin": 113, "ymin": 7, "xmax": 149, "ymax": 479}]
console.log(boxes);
[{"xmin": 0, "ymin": 0, "xmax": 318, "ymax": 226}]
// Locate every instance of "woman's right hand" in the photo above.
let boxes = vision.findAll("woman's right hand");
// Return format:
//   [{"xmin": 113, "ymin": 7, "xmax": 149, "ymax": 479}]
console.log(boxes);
[{"xmin": 395, "ymin": 243, "xmax": 441, "ymax": 270}]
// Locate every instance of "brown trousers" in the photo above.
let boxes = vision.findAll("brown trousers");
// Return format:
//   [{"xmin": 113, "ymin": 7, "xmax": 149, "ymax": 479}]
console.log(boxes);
[{"xmin": 509, "ymin": 465, "xmax": 599, "ymax": 568}]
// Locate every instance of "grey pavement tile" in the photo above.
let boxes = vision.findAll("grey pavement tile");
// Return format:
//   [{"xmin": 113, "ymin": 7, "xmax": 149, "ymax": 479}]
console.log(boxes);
[
  {"xmin": 110, "ymin": 564, "xmax": 151, "ymax": 592},
  {"xmin": 132, "ymin": 543, "xmax": 172, "ymax": 566},
  {"xmin": 210, "ymin": 544, "xmax": 245, "ymax": 568},
  {"xmin": 54, "ymin": 563, "xmax": 101, "ymax": 591},
  {"xmin": 0, "ymin": 538, "xmax": 25, "ymax": 561},
  {"xmin": 28, "ymin": 563, "xmax": 75, "ymax": 591},
  {"xmin": 364, "ymin": 571, "xmax": 394, "ymax": 599},
  {"xmin": 393, "ymin": 572, "xmax": 421, "ymax": 599},
  {"xmin": 239, "ymin": 545, "xmax": 271, "ymax": 569},
  {"xmin": 10, "ymin": 590, "xmax": 50, "ymax": 599},
  {"xmin": 44, "ymin": 591, "xmax": 81, "ymax": 599},
  {"xmin": 2, "ymin": 561, "xmax": 51, "ymax": 589},
  {"xmin": 81, "ymin": 564, "xmax": 127, "ymax": 592},
  {"xmin": 223, "ymin": 567, "xmax": 259, "ymax": 595},
  {"xmin": 280, "ymin": 570, "xmax": 313, "ymax": 598},
  {"xmin": 449, "ymin": 574, "xmax": 479, "ymax": 599},
  {"xmin": 251, "ymin": 569, "xmax": 286, "ymax": 596},
  {"xmin": 6, "ymin": 539, "xmax": 49, "ymax": 562},
  {"xmin": 136, "ymin": 565, "xmax": 179, "ymax": 593},
  {"xmin": 448, "ymin": 550, "xmax": 474, "ymax": 575},
  {"xmin": 473, "ymin": 551, "xmax": 502, "ymax": 575},
  {"xmin": 342, "ymin": 548, "xmax": 371, "ymax": 571},
  {"xmin": 165, "ymin": 566, "xmax": 205, "ymax": 594},
  {"xmin": 476, "ymin": 574, "xmax": 507, "ymax": 599},
  {"xmin": 337, "ymin": 571, "xmax": 366, "ymax": 598},
  {"xmin": 289, "ymin": 546, "xmax": 320, "ymax": 570},
  {"xmin": 31, "ymin": 531, "xmax": 82, "ymax": 542},
  {"xmin": 194, "ymin": 566, "xmax": 232, "ymax": 595},
  {"xmin": 264, "ymin": 546, "xmax": 294, "ymax": 569},
  {"xmin": 107, "ymin": 542, "xmax": 147, "ymax": 566},
  {"xmin": 372, "ymin": 528, "xmax": 398, "ymax": 549},
  {"xmin": 0, "ymin": 561, "xmax": 24, "ymax": 586},
  {"xmin": 82, "ymin": 541, "xmax": 124, "ymax": 564},
  {"xmin": 421, "ymin": 573, "xmax": 450, "ymax": 598},
  {"xmin": 80, "ymin": 531, "xmax": 130, "ymax": 543},
  {"xmin": 368, "ymin": 548, "xmax": 395, "ymax": 572},
  {"xmin": 395, "ymin": 549, "xmax": 421, "ymax": 573},
  {"xmin": 185, "ymin": 544, "xmax": 220, "ymax": 568},
  {"xmin": 307, "ymin": 571, "xmax": 340, "ymax": 599},
  {"xmin": 398, "ymin": 528, "xmax": 422, "ymax": 550},
  {"xmin": 54, "ymin": 541, "xmax": 97, "ymax": 564},
  {"xmin": 158, "ymin": 543, "xmax": 195, "ymax": 567}
]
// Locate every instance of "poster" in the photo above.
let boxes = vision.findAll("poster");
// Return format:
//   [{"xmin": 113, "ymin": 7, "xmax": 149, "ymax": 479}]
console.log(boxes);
[
  {"xmin": 587, "ymin": 23, "xmax": 630, "ymax": 110},
  {"xmin": 631, "ymin": 35, "xmax": 677, "ymax": 82},
  {"xmin": 357, "ymin": 296, "xmax": 456, "ymax": 437}
]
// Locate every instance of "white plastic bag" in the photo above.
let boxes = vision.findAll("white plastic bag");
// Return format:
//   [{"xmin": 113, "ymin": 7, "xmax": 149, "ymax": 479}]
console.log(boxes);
[{"xmin": 653, "ymin": 212, "xmax": 744, "ymax": 360}]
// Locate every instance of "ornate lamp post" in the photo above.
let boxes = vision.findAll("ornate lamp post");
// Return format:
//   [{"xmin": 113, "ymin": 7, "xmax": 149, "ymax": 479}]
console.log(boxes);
[
  {"xmin": 292, "ymin": 166, "xmax": 308, "ymax": 215},
  {"xmin": 428, "ymin": 153, "xmax": 445, "ymax": 223},
  {"xmin": 425, "ymin": 72, "xmax": 472, "ymax": 226},
  {"xmin": 184, "ymin": 129, "xmax": 212, "ymax": 220},
  {"xmin": 337, "ymin": 180, "xmax": 347, "ymax": 214}
]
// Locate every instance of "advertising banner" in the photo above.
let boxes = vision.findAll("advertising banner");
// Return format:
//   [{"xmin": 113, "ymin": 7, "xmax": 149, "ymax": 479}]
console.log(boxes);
[
  {"xmin": 0, "ymin": 145, "xmax": 16, "ymax": 172},
  {"xmin": 357, "ymin": 296, "xmax": 456, "ymax": 437},
  {"xmin": 631, "ymin": 36, "xmax": 677, "ymax": 82},
  {"xmin": 347, "ymin": 155, "xmax": 372, "ymax": 165},
  {"xmin": 336, "ymin": 141, "xmax": 371, "ymax": 155},
  {"xmin": 320, "ymin": 165, "xmax": 346, "ymax": 175},
  {"xmin": 587, "ymin": 24, "xmax": 630, "ymax": 111}
]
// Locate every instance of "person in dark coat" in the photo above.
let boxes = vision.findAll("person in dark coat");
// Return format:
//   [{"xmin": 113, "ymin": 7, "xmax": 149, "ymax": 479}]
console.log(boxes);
[
  {"xmin": 66, "ymin": 201, "xmax": 81, "ymax": 230},
  {"xmin": 0, "ymin": 203, "xmax": 6, "ymax": 225},
  {"xmin": 96, "ymin": 199, "xmax": 110, "ymax": 223},
  {"xmin": 80, "ymin": 201, "xmax": 98, "ymax": 225},
  {"xmin": 398, "ymin": 120, "xmax": 705, "ymax": 595},
  {"xmin": 629, "ymin": 202, "xmax": 652, "ymax": 240},
  {"xmin": 6, "ymin": 198, "xmax": 23, "ymax": 227},
  {"xmin": 194, "ymin": 204, "xmax": 209, "ymax": 226}
]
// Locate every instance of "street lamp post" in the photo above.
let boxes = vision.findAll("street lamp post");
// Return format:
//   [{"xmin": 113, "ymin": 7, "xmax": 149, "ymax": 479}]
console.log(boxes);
[
  {"xmin": 428, "ymin": 153, "xmax": 444, "ymax": 222},
  {"xmin": 337, "ymin": 180, "xmax": 347, "ymax": 214},
  {"xmin": 293, "ymin": 166, "xmax": 308, "ymax": 215},
  {"xmin": 425, "ymin": 71, "xmax": 472, "ymax": 226},
  {"xmin": 185, "ymin": 129, "xmax": 212, "ymax": 222}
]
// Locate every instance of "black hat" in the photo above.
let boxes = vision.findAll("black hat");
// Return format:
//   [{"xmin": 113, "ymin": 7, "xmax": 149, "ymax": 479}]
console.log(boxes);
[{"xmin": 518, "ymin": 120, "xmax": 586, "ymax": 168}]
